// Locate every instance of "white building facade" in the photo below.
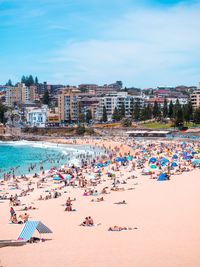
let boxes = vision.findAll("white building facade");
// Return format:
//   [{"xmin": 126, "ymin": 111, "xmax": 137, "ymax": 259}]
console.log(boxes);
[
  {"xmin": 96, "ymin": 92, "xmax": 144, "ymax": 121},
  {"xmin": 26, "ymin": 105, "xmax": 48, "ymax": 128}
]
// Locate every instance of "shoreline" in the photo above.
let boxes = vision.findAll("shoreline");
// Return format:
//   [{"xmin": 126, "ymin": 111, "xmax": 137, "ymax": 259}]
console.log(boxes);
[{"xmin": 0, "ymin": 140, "xmax": 108, "ymax": 180}]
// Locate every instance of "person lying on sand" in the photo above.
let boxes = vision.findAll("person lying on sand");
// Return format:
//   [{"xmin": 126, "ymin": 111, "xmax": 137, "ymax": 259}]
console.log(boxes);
[
  {"xmin": 108, "ymin": 226, "xmax": 133, "ymax": 231},
  {"xmin": 114, "ymin": 200, "xmax": 127, "ymax": 205},
  {"xmin": 19, "ymin": 206, "xmax": 37, "ymax": 211},
  {"xmin": 111, "ymin": 187, "xmax": 125, "ymax": 192},
  {"xmin": 91, "ymin": 197, "xmax": 104, "ymax": 202}
]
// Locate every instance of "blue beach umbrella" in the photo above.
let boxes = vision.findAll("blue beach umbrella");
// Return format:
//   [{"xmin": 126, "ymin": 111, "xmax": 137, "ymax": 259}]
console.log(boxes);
[
  {"xmin": 149, "ymin": 157, "xmax": 157, "ymax": 163},
  {"xmin": 96, "ymin": 163, "xmax": 103, "ymax": 168},
  {"xmin": 127, "ymin": 156, "xmax": 133, "ymax": 161},
  {"xmin": 53, "ymin": 176, "xmax": 62, "ymax": 181},
  {"xmin": 182, "ymin": 151, "xmax": 187, "ymax": 157},
  {"xmin": 160, "ymin": 158, "xmax": 169, "ymax": 166},
  {"xmin": 173, "ymin": 154, "xmax": 178, "ymax": 159},
  {"xmin": 171, "ymin": 162, "xmax": 178, "ymax": 168},
  {"xmin": 157, "ymin": 173, "xmax": 168, "ymax": 181},
  {"xmin": 115, "ymin": 157, "xmax": 126, "ymax": 163}
]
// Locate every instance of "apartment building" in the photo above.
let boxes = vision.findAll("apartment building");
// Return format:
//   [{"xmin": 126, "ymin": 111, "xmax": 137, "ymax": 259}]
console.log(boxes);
[
  {"xmin": 191, "ymin": 90, "xmax": 200, "ymax": 109},
  {"xmin": 5, "ymin": 86, "xmax": 17, "ymax": 107},
  {"xmin": 96, "ymin": 92, "xmax": 144, "ymax": 121},
  {"xmin": 5, "ymin": 83, "xmax": 36, "ymax": 107},
  {"xmin": 58, "ymin": 87, "xmax": 80, "ymax": 122}
]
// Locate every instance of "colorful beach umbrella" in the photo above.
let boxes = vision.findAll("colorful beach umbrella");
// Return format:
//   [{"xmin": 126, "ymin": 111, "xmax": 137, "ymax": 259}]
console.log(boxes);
[
  {"xmin": 150, "ymin": 164, "xmax": 157, "ymax": 169},
  {"xmin": 192, "ymin": 159, "xmax": 200, "ymax": 166},
  {"xmin": 53, "ymin": 176, "xmax": 62, "ymax": 181},
  {"xmin": 171, "ymin": 162, "xmax": 178, "ymax": 168},
  {"xmin": 149, "ymin": 157, "xmax": 157, "ymax": 163}
]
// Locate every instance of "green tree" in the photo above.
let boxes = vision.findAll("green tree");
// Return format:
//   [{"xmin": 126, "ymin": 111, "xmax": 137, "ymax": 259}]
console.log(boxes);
[
  {"xmin": 78, "ymin": 102, "xmax": 85, "ymax": 123},
  {"xmin": 76, "ymin": 125, "xmax": 86, "ymax": 135},
  {"xmin": 168, "ymin": 100, "xmax": 174, "ymax": 119},
  {"xmin": 183, "ymin": 101, "xmax": 193, "ymax": 123},
  {"xmin": 0, "ymin": 102, "xmax": 7, "ymax": 123},
  {"xmin": 121, "ymin": 118, "xmax": 132, "ymax": 127},
  {"xmin": 35, "ymin": 76, "xmax": 39, "ymax": 84},
  {"xmin": 163, "ymin": 98, "xmax": 168, "ymax": 118},
  {"xmin": 153, "ymin": 101, "xmax": 161, "ymax": 119},
  {"xmin": 174, "ymin": 101, "xmax": 184, "ymax": 127},
  {"xmin": 140, "ymin": 105, "xmax": 148, "ymax": 121},
  {"xmin": 5, "ymin": 79, "xmax": 13, "ymax": 86},
  {"xmin": 21, "ymin": 75, "xmax": 26, "ymax": 84},
  {"xmin": 112, "ymin": 107, "xmax": 120, "ymax": 121},
  {"xmin": 43, "ymin": 90, "xmax": 50, "ymax": 105},
  {"xmin": 130, "ymin": 98, "xmax": 134, "ymax": 116},
  {"xmin": 146, "ymin": 104, "xmax": 152, "ymax": 119},
  {"xmin": 86, "ymin": 109, "xmax": 92, "ymax": 123},
  {"xmin": 119, "ymin": 102, "xmax": 126, "ymax": 119},
  {"xmin": 133, "ymin": 100, "xmax": 140, "ymax": 121},
  {"xmin": 102, "ymin": 105, "xmax": 107, "ymax": 122},
  {"xmin": 27, "ymin": 75, "xmax": 34, "ymax": 86},
  {"xmin": 193, "ymin": 107, "xmax": 200, "ymax": 124},
  {"xmin": 68, "ymin": 111, "xmax": 71, "ymax": 123}
]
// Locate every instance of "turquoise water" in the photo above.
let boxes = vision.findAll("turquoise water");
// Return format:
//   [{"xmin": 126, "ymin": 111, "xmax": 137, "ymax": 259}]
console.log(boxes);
[{"xmin": 0, "ymin": 141, "xmax": 100, "ymax": 178}]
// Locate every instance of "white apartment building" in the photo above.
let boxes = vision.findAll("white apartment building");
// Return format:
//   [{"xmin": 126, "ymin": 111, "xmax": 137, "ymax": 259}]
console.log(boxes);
[
  {"xmin": 5, "ymin": 83, "xmax": 36, "ymax": 107},
  {"xmin": 26, "ymin": 105, "xmax": 48, "ymax": 128},
  {"xmin": 96, "ymin": 92, "xmax": 144, "ymax": 121},
  {"xmin": 167, "ymin": 97, "xmax": 188, "ymax": 105}
]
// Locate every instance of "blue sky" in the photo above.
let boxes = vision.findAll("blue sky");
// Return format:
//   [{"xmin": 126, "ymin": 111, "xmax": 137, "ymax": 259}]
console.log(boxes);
[{"xmin": 0, "ymin": 0, "xmax": 200, "ymax": 87}]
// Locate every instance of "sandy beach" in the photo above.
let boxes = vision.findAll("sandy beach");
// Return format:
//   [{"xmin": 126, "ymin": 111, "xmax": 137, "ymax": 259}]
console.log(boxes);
[{"xmin": 1, "ymin": 137, "xmax": 200, "ymax": 267}]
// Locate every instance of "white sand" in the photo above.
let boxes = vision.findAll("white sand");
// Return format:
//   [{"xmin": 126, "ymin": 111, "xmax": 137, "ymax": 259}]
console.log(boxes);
[{"xmin": 0, "ymin": 138, "xmax": 200, "ymax": 267}]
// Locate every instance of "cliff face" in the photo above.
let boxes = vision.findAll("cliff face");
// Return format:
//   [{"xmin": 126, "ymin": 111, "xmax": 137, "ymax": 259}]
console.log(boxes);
[{"xmin": 0, "ymin": 135, "xmax": 20, "ymax": 141}]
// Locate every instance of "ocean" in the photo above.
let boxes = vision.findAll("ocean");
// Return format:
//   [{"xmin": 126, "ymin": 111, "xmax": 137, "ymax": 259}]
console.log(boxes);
[{"xmin": 0, "ymin": 141, "xmax": 102, "ymax": 178}]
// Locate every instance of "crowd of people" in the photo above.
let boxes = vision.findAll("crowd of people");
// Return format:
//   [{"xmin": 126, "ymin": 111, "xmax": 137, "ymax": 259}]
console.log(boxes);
[{"xmin": 1, "ymin": 136, "xmax": 200, "ymax": 238}]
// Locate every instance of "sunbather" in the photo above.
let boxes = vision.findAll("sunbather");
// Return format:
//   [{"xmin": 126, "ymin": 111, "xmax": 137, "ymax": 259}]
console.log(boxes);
[{"xmin": 108, "ymin": 226, "xmax": 133, "ymax": 231}]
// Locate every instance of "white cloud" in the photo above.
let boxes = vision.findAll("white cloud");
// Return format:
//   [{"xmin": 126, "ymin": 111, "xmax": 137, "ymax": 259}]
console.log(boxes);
[{"xmin": 49, "ymin": 1, "xmax": 200, "ymax": 87}]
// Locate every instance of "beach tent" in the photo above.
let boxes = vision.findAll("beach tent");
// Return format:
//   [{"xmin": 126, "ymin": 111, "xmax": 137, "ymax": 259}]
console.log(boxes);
[
  {"xmin": 160, "ymin": 158, "xmax": 169, "ymax": 166},
  {"xmin": 18, "ymin": 221, "xmax": 52, "ymax": 241},
  {"xmin": 157, "ymin": 173, "xmax": 168, "ymax": 181},
  {"xmin": 149, "ymin": 157, "xmax": 157, "ymax": 163},
  {"xmin": 192, "ymin": 159, "xmax": 200, "ymax": 166},
  {"xmin": 171, "ymin": 162, "xmax": 178, "ymax": 168},
  {"xmin": 173, "ymin": 154, "xmax": 178, "ymax": 159}
]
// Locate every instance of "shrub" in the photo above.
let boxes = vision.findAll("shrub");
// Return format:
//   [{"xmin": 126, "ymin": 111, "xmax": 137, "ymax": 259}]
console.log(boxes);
[{"xmin": 76, "ymin": 126, "xmax": 86, "ymax": 135}]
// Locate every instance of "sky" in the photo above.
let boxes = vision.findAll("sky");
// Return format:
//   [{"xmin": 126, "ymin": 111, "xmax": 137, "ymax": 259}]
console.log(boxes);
[{"xmin": 0, "ymin": 0, "xmax": 200, "ymax": 88}]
